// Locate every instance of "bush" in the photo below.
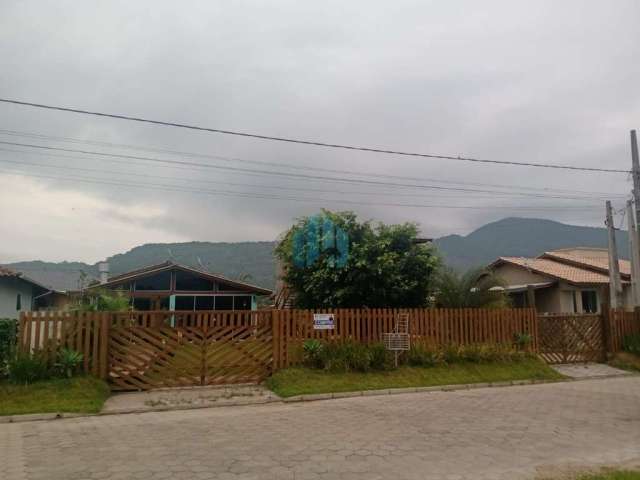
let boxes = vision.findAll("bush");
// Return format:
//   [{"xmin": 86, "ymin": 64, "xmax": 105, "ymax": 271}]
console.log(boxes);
[
  {"xmin": 369, "ymin": 343, "xmax": 391, "ymax": 370},
  {"xmin": 303, "ymin": 341, "xmax": 392, "ymax": 373},
  {"xmin": 623, "ymin": 334, "xmax": 640, "ymax": 355},
  {"xmin": 7, "ymin": 351, "xmax": 50, "ymax": 384},
  {"xmin": 514, "ymin": 332, "xmax": 533, "ymax": 351},
  {"xmin": 302, "ymin": 339, "xmax": 324, "ymax": 368},
  {"xmin": 0, "ymin": 319, "xmax": 18, "ymax": 377},
  {"xmin": 55, "ymin": 348, "xmax": 84, "ymax": 378},
  {"xmin": 407, "ymin": 343, "xmax": 441, "ymax": 367}
]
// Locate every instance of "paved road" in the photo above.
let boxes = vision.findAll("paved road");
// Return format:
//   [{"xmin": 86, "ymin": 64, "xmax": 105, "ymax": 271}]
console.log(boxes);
[{"xmin": 1, "ymin": 377, "xmax": 639, "ymax": 480}]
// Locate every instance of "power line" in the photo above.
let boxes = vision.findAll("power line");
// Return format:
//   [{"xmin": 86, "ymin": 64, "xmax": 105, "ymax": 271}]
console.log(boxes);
[
  {"xmin": 0, "ymin": 98, "xmax": 629, "ymax": 173},
  {"xmin": 0, "ymin": 128, "xmax": 627, "ymax": 197},
  {"xmin": 0, "ymin": 151, "xmax": 609, "ymax": 202},
  {"xmin": 0, "ymin": 140, "xmax": 625, "ymax": 201},
  {"xmin": 0, "ymin": 167, "xmax": 604, "ymax": 211}
]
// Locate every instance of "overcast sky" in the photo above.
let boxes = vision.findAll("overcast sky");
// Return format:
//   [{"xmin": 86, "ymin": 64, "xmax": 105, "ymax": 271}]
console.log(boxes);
[{"xmin": 1, "ymin": 1, "xmax": 639, "ymax": 264}]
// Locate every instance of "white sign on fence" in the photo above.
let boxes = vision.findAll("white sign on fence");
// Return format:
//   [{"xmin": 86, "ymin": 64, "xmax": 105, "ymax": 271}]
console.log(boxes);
[{"xmin": 313, "ymin": 313, "xmax": 335, "ymax": 330}]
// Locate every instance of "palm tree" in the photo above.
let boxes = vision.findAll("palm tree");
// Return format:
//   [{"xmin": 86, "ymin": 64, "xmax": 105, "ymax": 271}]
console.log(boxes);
[{"xmin": 434, "ymin": 267, "xmax": 509, "ymax": 308}]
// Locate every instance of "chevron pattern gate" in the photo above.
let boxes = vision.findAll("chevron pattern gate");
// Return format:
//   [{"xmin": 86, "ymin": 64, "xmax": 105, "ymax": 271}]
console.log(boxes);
[
  {"xmin": 108, "ymin": 314, "xmax": 273, "ymax": 391},
  {"xmin": 538, "ymin": 314, "xmax": 606, "ymax": 364}
]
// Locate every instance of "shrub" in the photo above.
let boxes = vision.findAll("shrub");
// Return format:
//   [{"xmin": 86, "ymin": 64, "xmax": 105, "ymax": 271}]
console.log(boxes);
[
  {"xmin": 0, "ymin": 319, "xmax": 18, "ymax": 377},
  {"xmin": 369, "ymin": 343, "xmax": 391, "ymax": 370},
  {"xmin": 407, "ymin": 343, "xmax": 441, "ymax": 367},
  {"xmin": 7, "ymin": 351, "xmax": 50, "ymax": 384},
  {"xmin": 623, "ymin": 334, "xmax": 640, "ymax": 355},
  {"xmin": 514, "ymin": 332, "xmax": 533, "ymax": 351},
  {"xmin": 305, "ymin": 341, "xmax": 392, "ymax": 373},
  {"xmin": 302, "ymin": 339, "xmax": 324, "ymax": 368},
  {"xmin": 55, "ymin": 348, "xmax": 83, "ymax": 378}
]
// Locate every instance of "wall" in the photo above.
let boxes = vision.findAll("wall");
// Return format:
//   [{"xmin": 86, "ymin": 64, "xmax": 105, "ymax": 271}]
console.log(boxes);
[
  {"xmin": 493, "ymin": 263, "xmax": 548, "ymax": 285},
  {"xmin": 0, "ymin": 277, "xmax": 34, "ymax": 319}
]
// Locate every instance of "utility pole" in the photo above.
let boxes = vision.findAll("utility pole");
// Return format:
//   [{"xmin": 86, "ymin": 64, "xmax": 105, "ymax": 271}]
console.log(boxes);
[
  {"xmin": 627, "ymin": 200, "xmax": 640, "ymax": 307},
  {"xmin": 631, "ymin": 130, "xmax": 640, "ymax": 226},
  {"xmin": 606, "ymin": 201, "xmax": 623, "ymax": 309}
]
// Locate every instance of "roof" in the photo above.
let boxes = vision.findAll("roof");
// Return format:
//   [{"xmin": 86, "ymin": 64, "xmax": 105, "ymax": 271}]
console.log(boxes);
[
  {"xmin": 541, "ymin": 248, "xmax": 631, "ymax": 277},
  {"xmin": 90, "ymin": 261, "xmax": 272, "ymax": 295},
  {"xmin": 490, "ymin": 245, "xmax": 631, "ymax": 285},
  {"xmin": 0, "ymin": 265, "xmax": 57, "ymax": 292}
]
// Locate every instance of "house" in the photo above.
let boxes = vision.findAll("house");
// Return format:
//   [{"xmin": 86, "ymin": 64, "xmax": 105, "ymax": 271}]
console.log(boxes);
[
  {"xmin": 0, "ymin": 266, "xmax": 67, "ymax": 319},
  {"xmin": 488, "ymin": 247, "xmax": 632, "ymax": 314},
  {"xmin": 86, "ymin": 261, "xmax": 272, "ymax": 311}
]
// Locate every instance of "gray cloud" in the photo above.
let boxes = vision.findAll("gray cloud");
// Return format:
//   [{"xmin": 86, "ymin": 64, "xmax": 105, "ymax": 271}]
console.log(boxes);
[{"xmin": 0, "ymin": 0, "xmax": 638, "ymax": 263}]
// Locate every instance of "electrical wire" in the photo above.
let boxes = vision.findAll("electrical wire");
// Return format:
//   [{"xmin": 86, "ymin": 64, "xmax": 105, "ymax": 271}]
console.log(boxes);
[
  {"xmin": 0, "ymin": 167, "xmax": 604, "ymax": 211},
  {"xmin": 0, "ymin": 98, "xmax": 629, "ymax": 173},
  {"xmin": 0, "ymin": 128, "xmax": 627, "ymax": 197},
  {"xmin": 0, "ymin": 140, "xmax": 626, "ymax": 201}
]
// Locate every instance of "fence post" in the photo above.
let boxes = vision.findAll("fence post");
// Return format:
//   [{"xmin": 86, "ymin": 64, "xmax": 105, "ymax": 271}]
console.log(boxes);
[
  {"xmin": 271, "ymin": 310, "xmax": 280, "ymax": 371},
  {"xmin": 99, "ymin": 313, "xmax": 110, "ymax": 380}
]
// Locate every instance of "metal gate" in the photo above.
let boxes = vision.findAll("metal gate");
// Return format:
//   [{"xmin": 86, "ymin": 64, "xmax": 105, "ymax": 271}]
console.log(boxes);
[
  {"xmin": 538, "ymin": 313, "xmax": 606, "ymax": 364},
  {"xmin": 108, "ymin": 314, "xmax": 273, "ymax": 391}
]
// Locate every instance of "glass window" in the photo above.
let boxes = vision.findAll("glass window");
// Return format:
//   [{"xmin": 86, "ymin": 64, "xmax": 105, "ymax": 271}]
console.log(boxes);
[
  {"xmin": 159, "ymin": 297, "xmax": 170, "ymax": 310},
  {"xmin": 134, "ymin": 271, "xmax": 171, "ymax": 291},
  {"xmin": 133, "ymin": 298, "xmax": 152, "ymax": 311},
  {"xmin": 195, "ymin": 296, "xmax": 214, "ymax": 310},
  {"xmin": 581, "ymin": 290, "xmax": 598, "ymax": 313},
  {"xmin": 214, "ymin": 296, "xmax": 233, "ymax": 310},
  {"xmin": 217, "ymin": 282, "xmax": 238, "ymax": 291},
  {"xmin": 234, "ymin": 296, "xmax": 252, "ymax": 310},
  {"xmin": 175, "ymin": 271, "xmax": 214, "ymax": 291},
  {"xmin": 175, "ymin": 295, "xmax": 195, "ymax": 310}
]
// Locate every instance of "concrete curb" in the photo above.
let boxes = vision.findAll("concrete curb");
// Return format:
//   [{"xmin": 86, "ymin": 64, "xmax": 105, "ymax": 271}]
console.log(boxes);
[{"xmin": 1, "ymin": 371, "xmax": 636, "ymax": 424}]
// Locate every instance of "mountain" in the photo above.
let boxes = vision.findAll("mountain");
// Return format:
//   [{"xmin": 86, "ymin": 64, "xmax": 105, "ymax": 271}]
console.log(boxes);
[
  {"xmin": 4, "ymin": 217, "xmax": 629, "ymax": 291},
  {"xmin": 433, "ymin": 217, "xmax": 628, "ymax": 270},
  {"xmin": 8, "ymin": 241, "xmax": 277, "ymax": 292}
]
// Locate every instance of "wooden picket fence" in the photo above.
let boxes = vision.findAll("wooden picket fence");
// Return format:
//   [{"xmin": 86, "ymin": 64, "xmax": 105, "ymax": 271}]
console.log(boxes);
[
  {"xmin": 609, "ymin": 309, "xmax": 640, "ymax": 352},
  {"xmin": 272, "ymin": 308, "xmax": 537, "ymax": 368},
  {"xmin": 19, "ymin": 308, "xmax": 538, "ymax": 389}
]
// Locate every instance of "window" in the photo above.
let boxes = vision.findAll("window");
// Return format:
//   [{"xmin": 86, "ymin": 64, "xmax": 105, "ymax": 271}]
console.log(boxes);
[
  {"xmin": 133, "ymin": 298, "xmax": 152, "ymax": 311},
  {"xmin": 234, "ymin": 296, "xmax": 252, "ymax": 310},
  {"xmin": 175, "ymin": 271, "xmax": 213, "ymax": 291},
  {"xmin": 214, "ymin": 296, "xmax": 233, "ymax": 310},
  {"xmin": 195, "ymin": 296, "xmax": 214, "ymax": 310},
  {"xmin": 16, "ymin": 293, "xmax": 21, "ymax": 311},
  {"xmin": 581, "ymin": 290, "xmax": 598, "ymax": 313},
  {"xmin": 134, "ymin": 271, "xmax": 171, "ymax": 291},
  {"xmin": 217, "ymin": 282, "xmax": 238, "ymax": 292},
  {"xmin": 572, "ymin": 291, "xmax": 578, "ymax": 313},
  {"xmin": 175, "ymin": 295, "xmax": 195, "ymax": 310}
]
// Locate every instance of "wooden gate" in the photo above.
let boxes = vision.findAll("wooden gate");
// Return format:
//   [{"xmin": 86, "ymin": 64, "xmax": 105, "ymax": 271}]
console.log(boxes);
[
  {"xmin": 108, "ymin": 312, "xmax": 273, "ymax": 391},
  {"xmin": 537, "ymin": 314, "xmax": 606, "ymax": 364}
]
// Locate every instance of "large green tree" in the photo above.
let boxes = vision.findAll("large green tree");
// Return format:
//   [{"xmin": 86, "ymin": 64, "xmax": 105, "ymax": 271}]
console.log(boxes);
[{"xmin": 275, "ymin": 210, "xmax": 439, "ymax": 308}]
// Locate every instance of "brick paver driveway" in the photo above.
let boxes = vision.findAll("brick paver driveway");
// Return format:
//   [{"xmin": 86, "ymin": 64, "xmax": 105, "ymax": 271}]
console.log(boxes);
[{"xmin": 1, "ymin": 377, "xmax": 639, "ymax": 480}]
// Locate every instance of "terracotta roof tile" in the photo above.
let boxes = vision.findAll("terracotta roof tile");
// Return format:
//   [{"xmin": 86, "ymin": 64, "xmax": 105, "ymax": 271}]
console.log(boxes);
[
  {"xmin": 498, "ymin": 257, "xmax": 612, "ymax": 284},
  {"xmin": 542, "ymin": 248, "xmax": 630, "ymax": 276}
]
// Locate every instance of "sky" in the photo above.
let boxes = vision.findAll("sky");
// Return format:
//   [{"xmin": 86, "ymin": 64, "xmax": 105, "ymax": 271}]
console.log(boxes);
[{"xmin": 0, "ymin": 0, "xmax": 639, "ymax": 264}]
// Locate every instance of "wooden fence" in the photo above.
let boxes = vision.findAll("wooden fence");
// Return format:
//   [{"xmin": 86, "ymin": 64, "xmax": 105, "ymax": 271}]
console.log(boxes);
[
  {"xmin": 271, "ymin": 308, "xmax": 537, "ymax": 368},
  {"xmin": 21, "ymin": 306, "xmax": 640, "ymax": 390},
  {"xmin": 609, "ymin": 309, "xmax": 640, "ymax": 352}
]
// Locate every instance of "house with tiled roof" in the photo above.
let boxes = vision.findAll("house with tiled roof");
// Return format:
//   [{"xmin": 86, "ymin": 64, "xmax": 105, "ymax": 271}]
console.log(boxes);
[
  {"xmin": 0, "ymin": 266, "xmax": 66, "ymax": 319},
  {"xmin": 488, "ymin": 247, "xmax": 632, "ymax": 313}
]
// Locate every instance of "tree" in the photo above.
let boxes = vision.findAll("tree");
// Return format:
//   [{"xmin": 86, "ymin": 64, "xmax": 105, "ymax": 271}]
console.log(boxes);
[
  {"xmin": 275, "ymin": 210, "xmax": 439, "ymax": 308},
  {"xmin": 434, "ymin": 267, "xmax": 509, "ymax": 308},
  {"xmin": 76, "ymin": 289, "xmax": 131, "ymax": 312}
]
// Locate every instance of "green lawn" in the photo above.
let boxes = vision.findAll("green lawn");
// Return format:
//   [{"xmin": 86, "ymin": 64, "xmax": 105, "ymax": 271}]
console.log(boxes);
[
  {"xmin": 577, "ymin": 470, "xmax": 640, "ymax": 480},
  {"xmin": 0, "ymin": 376, "xmax": 111, "ymax": 416},
  {"xmin": 266, "ymin": 358, "xmax": 563, "ymax": 397}
]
